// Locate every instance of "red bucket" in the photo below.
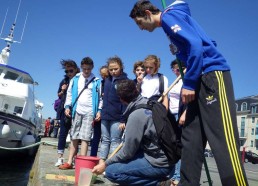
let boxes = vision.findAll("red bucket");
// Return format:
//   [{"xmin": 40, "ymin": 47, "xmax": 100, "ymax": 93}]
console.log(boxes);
[{"xmin": 75, "ymin": 155, "xmax": 100, "ymax": 184}]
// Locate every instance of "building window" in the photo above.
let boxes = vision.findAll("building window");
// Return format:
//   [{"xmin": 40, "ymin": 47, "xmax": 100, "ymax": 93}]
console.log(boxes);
[
  {"xmin": 241, "ymin": 102, "xmax": 247, "ymax": 111},
  {"xmin": 240, "ymin": 117, "xmax": 245, "ymax": 137},
  {"xmin": 251, "ymin": 106, "xmax": 257, "ymax": 114},
  {"xmin": 240, "ymin": 140, "xmax": 245, "ymax": 146},
  {"xmin": 252, "ymin": 128, "xmax": 255, "ymax": 135},
  {"xmin": 251, "ymin": 140, "xmax": 254, "ymax": 147},
  {"xmin": 252, "ymin": 117, "xmax": 255, "ymax": 123},
  {"xmin": 235, "ymin": 103, "xmax": 238, "ymax": 111},
  {"xmin": 256, "ymin": 126, "xmax": 258, "ymax": 135}
]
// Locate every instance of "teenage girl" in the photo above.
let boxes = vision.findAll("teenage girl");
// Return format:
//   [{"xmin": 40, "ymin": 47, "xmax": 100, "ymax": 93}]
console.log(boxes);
[{"xmin": 98, "ymin": 56, "xmax": 128, "ymax": 163}]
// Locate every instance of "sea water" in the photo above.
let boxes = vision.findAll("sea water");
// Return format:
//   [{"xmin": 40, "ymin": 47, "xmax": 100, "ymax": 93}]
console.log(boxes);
[{"xmin": 0, "ymin": 151, "xmax": 36, "ymax": 186}]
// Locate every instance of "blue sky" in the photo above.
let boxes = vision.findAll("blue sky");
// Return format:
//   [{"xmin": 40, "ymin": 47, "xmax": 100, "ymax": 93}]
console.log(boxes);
[{"xmin": 1, "ymin": 0, "xmax": 258, "ymax": 119}]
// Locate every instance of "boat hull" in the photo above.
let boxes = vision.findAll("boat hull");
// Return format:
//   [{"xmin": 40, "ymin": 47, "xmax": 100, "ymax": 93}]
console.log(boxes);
[{"xmin": 0, "ymin": 111, "xmax": 38, "ymax": 148}]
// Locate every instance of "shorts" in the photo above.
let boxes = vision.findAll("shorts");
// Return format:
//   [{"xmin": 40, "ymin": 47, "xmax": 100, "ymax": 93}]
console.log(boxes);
[{"xmin": 70, "ymin": 112, "xmax": 93, "ymax": 141}]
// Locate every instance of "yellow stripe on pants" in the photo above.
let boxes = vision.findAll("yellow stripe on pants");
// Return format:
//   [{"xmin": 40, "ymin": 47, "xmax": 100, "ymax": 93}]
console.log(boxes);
[{"xmin": 215, "ymin": 71, "xmax": 246, "ymax": 186}]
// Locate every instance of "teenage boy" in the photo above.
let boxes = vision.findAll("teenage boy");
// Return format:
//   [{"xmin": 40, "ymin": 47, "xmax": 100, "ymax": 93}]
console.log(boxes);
[
  {"xmin": 129, "ymin": 1, "xmax": 248, "ymax": 185},
  {"xmin": 59, "ymin": 57, "xmax": 102, "ymax": 169}
]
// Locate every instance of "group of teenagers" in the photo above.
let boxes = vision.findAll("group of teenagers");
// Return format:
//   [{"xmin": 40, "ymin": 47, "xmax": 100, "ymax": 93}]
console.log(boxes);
[{"xmin": 54, "ymin": 1, "xmax": 249, "ymax": 186}]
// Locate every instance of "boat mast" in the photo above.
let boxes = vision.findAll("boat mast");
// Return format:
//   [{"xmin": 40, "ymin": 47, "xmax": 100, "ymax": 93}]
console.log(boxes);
[{"xmin": 0, "ymin": 0, "xmax": 27, "ymax": 65}]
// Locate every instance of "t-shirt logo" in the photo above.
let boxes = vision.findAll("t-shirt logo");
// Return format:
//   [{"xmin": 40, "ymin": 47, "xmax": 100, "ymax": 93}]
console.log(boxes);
[{"xmin": 171, "ymin": 24, "xmax": 181, "ymax": 33}]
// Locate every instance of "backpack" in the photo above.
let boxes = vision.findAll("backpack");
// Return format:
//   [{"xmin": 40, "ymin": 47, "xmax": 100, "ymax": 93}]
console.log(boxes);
[
  {"xmin": 130, "ymin": 99, "xmax": 181, "ymax": 164},
  {"xmin": 54, "ymin": 98, "xmax": 61, "ymax": 111}
]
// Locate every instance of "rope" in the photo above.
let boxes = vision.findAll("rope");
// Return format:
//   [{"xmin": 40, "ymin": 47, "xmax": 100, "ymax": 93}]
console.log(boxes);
[{"xmin": 0, "ymin": 140, "xmax": 58, "ymax": 151}]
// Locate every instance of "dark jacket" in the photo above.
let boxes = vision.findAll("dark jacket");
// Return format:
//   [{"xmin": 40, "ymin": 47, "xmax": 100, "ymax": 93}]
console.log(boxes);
[
  {"xmin": 101, "ymin": 72, "xmax": 128, "ymax": 122},
  {"xmin": 56, "ymin": 75, "xmax": 69, "ymax": 120}
]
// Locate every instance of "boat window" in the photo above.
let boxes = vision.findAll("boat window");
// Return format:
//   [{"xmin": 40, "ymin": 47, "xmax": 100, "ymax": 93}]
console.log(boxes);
[
  {"xmin": 17, "ymin": 76, "xmax": 24, "ymax": 83},
  {"xmin": 4, "ymin": 71, "xmax": 19, "ymax": 80},
  {"xmin": 14, "ymin": 106, "xmax": 23, "ymax": 114}
]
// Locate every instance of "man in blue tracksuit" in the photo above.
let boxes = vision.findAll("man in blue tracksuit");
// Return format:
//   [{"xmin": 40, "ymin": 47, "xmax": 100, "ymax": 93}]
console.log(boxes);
[{"xmin": 130, "ymin": 1, "xmax": 248, "ymax": 185}]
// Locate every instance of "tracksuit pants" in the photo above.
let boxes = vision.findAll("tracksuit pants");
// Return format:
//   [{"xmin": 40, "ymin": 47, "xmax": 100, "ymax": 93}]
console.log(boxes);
[{"xmin": 180, "ymin": 71, "xmax": 248, "ymax": 186}]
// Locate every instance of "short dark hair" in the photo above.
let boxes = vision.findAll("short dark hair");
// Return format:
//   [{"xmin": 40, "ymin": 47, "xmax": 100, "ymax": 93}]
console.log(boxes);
[
  {"xmin": 116, "ymin": 79, "xmax": 139, "ymax": 103},
  {"xmin": 133, "ymin": 61, "xmax": 145, "ymax": 74},
  {"xmin": 60, "ymin": 59, "xmax": 78, "ymax": 69},
  {"xmin": 170, "ymin": 59, "xmax": 186, "ymax": 69},
  {"xmin": 81, "ymin": 57, "xmax": 94, "ymax": 67},
  {"xmin": 130, "ymin": 0, "xmax": 160, "ymax": 19}
]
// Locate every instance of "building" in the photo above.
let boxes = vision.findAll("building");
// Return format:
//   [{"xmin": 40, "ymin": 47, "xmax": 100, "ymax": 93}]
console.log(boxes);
[{"xmin": 236, "ymin": 95, "xmax": 258, "ymax": 154}]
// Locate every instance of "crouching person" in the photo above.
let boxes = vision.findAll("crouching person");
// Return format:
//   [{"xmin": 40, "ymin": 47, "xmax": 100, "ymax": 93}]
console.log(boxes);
[{"xmin": 92, "ymin": 79, "xmax": 173, "ymax": 186}]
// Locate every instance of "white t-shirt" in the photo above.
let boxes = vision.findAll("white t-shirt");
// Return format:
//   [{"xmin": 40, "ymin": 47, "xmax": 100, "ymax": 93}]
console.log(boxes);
[
  {"xmin": 168, "ymin": 79, "xmax": 183, "ymax": 114},
  {"xmin": 76, "ymin": 74, "xmax": 95, "ymax": 115},
  {"xmin": 141, "ymin": 73, "xmax": 168, "ymax": 98}
]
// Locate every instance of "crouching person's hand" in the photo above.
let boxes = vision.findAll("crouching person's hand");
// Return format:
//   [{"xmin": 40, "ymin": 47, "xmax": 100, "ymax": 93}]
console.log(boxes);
[
  {"xmin": 119, "ymin": 123, "xmax": 125, "ymax": 131},
  {"xmin": 92, "ymin": 160, "xmax": 106, "ymax": 175}
]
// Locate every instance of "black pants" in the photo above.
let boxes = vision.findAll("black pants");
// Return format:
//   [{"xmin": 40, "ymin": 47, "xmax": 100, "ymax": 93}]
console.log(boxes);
[{"xmin": 180, "ymin": 71, "xmax": 248, "ymax": 186}]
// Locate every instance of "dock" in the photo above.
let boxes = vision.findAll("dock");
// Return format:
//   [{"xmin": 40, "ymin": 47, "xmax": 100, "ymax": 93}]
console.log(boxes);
[
  {"xmin": 27, "ymin": 137, "xmax": 257, "ymax": 186},
  {"xmin": 28, "ymin": 137, "xmax": 116, "ymax": 186}
]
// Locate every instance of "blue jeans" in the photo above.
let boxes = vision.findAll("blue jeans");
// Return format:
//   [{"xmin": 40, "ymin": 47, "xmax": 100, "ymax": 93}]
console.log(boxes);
[
  {"xmin": 53, "ymin": 127, "xmax": 59, "ymax": 138},
  {"xmin": 106, "ymin": 152, "xmax": 172, "ymax": 186},
  {"xmin": 57, "ymin": 111, "xmax": 71, "ymax": 154},
  {"xmin": 170, "ymin": 159, "xmax": 181, "ymax": 181},
  {"xmin": 99, "ymin": 120, "xmax": 122, "ymax": 159},
  {"xmin": 90, "ymin": 120, "xmax": 101, "ymax": 156}
]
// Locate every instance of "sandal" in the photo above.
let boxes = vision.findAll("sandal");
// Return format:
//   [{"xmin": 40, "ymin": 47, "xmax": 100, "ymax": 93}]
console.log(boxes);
[{"xmin": 59, "ymin": 162, "xmax": 73, "ymax": 169}]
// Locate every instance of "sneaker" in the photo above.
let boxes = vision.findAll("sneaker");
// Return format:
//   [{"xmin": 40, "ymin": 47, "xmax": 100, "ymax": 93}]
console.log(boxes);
[
  {"xmin": 55, "ymin": 158, "xmax": 64, "ymax": 167},
  {"xmin": 59, "ymin": 162, "xmax": 73, "ymax": 170}
]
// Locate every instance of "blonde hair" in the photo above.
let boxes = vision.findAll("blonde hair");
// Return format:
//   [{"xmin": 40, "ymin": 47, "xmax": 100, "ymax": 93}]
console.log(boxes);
[{"xmin": 144, "ymin": 55, "xmax": 160, "ymax": 74}]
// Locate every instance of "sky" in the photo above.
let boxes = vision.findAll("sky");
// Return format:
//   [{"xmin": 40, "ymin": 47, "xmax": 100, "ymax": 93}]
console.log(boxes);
[{"xmin": 1, "ymin": 0, "xmax": 258, "ymax": 119}]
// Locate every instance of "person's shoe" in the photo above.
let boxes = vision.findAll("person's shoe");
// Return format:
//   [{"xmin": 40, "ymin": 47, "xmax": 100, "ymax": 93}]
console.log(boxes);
[
  {"xmin": 55, "ymin": 158, "xmax": 64, "ymax": 167},
  {"xmin": 59, "ymin": 162, "xmax": 73, "ymax": 169}
]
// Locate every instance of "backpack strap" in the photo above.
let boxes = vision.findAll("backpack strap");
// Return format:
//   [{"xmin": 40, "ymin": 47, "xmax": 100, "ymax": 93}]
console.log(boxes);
[
  {"xmin": 72, "ymin": 76, "xmax": 95, "ymax": 109},
  {"xmin": 157, "ymin": 73, "xmax": 164, "ymax": 95},
  {"xmin": 128, "ymin": 100, "xmax": 157, "ymax": 115}
]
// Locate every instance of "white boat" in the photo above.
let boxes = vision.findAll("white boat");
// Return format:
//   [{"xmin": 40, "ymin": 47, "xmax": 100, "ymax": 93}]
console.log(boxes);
[{"xmin": 0, "ymin": 0, "xmax": 43, "ymax": 151}]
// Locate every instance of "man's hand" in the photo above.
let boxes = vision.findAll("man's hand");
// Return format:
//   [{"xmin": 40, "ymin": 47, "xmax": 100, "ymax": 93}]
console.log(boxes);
[
  {"xmin": 92, "ymin": 160, "xmax": 106, "ymax": 175},
  {"xmin": 181, "ymin": 88, "xmax": 195, "ymax": 104}
]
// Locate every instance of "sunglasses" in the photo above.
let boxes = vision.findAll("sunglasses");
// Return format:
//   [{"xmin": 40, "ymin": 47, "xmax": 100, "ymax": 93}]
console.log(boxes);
[{"xmin": 65, "ymin": 69, "xmax": 74, "ymax": 74}]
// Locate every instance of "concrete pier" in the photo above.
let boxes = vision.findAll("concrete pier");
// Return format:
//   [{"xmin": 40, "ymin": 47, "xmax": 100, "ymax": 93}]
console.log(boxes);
[
  {"xmin": 28, "ymin": 137, "xmax": 257, "ymax": 185},
  {"xmin": 28, "ymin": 137, "xmax": 116, "ymax": 186}
]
